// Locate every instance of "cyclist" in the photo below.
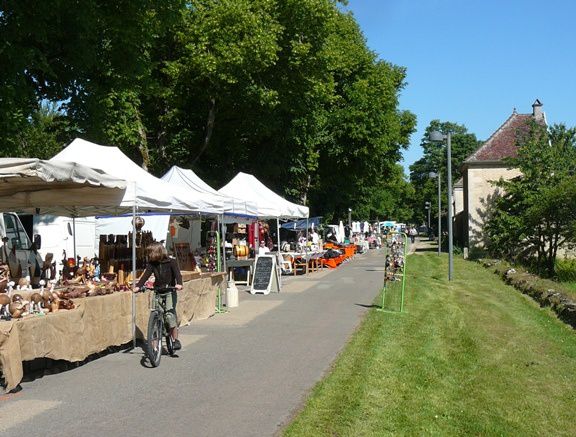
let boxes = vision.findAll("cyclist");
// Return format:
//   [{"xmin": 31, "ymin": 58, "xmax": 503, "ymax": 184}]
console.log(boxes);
[{"xmin": 134, "ymin": 242, "xmax": 183, "ymax": 350}]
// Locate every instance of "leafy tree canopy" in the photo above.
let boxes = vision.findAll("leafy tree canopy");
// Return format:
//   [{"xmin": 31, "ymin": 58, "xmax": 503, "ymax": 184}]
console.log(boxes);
[
  {"xmin": 0, "ymin": 0, "xmax": 415, "ymax": 224},
  {"xmin": 484, "ymin": 122, "xmax": 576, "ymax": 276}
]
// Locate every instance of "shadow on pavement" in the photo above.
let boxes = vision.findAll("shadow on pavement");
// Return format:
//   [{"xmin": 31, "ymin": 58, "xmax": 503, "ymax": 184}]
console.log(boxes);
[{"xmin": 354, "ymin": 303, "xmax": 380, "ymax": 308}]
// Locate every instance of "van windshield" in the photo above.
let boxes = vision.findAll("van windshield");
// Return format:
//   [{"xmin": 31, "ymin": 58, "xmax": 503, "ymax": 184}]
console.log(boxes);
[{"xmin": 4, "ymin": 213, "xmax": 31, "ymax": 250}]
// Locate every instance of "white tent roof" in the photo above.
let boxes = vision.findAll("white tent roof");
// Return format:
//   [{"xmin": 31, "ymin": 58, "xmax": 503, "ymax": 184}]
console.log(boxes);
[
  {"xmin": 0, "ymin": 158, "xmax": 127, "ymax": 216},
  {"xmin": 51, "ymin": 138, "xmax": 224, "ymax": 215},
  {"xmin": 218, "ymin": 172, "xmax": 309, "ymax": 219},
  {"xmin": 162, "ymin": 166, "xmax": 258, "ymax": 218}
]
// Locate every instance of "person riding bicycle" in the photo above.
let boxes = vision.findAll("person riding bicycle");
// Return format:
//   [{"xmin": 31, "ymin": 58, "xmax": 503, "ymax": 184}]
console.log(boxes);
[{"xmin": 134, "ymin": 242, "xmax": 183, "ymax": 351}]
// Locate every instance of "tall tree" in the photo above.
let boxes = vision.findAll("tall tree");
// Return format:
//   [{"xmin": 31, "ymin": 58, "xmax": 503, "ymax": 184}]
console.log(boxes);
[
  {"xmin": 484, "ymin": 122, "xmax": 576, "ymax": 276},
  {"xmin": 0, "ymin": 0, "xmax": 416, "ymax": 225},
  {"xmin": 0, "ymin": 0, "xmax": 184, "ymax": 163}
]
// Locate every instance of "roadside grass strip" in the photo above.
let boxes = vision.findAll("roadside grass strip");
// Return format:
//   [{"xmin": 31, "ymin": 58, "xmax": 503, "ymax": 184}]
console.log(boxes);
[{"xmin": 284, "ymin": 254, "xmax": 576, "ymax": 436}]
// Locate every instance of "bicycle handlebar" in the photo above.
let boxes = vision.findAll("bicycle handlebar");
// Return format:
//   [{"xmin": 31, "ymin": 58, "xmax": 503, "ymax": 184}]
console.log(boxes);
[{"xmin": 135, "ymin": 285, "xmax": 180, "ymax": 294}]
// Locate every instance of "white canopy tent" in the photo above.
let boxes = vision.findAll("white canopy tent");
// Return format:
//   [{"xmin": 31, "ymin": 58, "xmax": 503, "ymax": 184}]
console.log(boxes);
[
  {"xmin": 218, "ymin": 172, "xmax": 309, "ymax": 219},
  {"xmin": 0, "ymin": 158, "xmax": 127, "ymax": 216},
  {"xmin": 51, "ymin": 138, "xmax": 225, "ymax": 216},
  {"xmin": 162, "ymin": 166, "xmax": 258, "ymax": 220},
  {"xmin": 219, "ymin": 172, "xmax": 309, "ymax": 263},
  {"xmin": 50, "ymin": 138, "xmax": 226, "ymax": 347}
]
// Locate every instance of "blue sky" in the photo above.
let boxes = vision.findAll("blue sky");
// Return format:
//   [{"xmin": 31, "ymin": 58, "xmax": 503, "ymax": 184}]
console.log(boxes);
[{"xmin": 344, "ymin": 0, "xmax": 576, "ymax": 175}]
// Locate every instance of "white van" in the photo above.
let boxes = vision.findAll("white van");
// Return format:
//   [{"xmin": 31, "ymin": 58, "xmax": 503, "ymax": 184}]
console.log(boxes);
[{"xmin": 29, "ymin": 215, "xmax": 97, "ymax": 262}]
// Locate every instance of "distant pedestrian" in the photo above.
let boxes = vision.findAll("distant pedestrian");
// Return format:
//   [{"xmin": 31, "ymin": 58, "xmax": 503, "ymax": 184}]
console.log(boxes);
[{"xmin": 409, "ymin": 226, "xmax": 417, "ymax": 243}]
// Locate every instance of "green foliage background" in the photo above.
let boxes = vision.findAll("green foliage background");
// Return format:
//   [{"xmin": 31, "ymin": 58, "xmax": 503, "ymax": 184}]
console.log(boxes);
[
  {"xmin": 483, "ymin": 122, "xmax": 576, "ymax": 277},
  {"xmin": 409, "ymin": 120, "xmax": 481, "ymax": 227},
  {"xmin": 0, "ymin": 0, "xmax": 417, "ymax": 223}
]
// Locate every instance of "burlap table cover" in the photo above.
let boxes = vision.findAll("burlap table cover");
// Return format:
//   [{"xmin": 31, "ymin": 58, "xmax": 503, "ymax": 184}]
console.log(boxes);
[{"xmin": 0, "ymin": 273, "xmax": 224, "ymax": 392}]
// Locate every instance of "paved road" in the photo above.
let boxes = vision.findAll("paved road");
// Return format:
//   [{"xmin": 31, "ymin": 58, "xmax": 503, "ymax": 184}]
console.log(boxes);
[{"xmin": 0, "ymin": 249, "xmax": 385, "ymax": 437}]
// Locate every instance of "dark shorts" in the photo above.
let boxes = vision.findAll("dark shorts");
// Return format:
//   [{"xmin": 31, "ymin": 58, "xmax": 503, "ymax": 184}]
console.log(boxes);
[{"xmin": 158, "ymin": 290, "xmax": 178, "ymax": 329}]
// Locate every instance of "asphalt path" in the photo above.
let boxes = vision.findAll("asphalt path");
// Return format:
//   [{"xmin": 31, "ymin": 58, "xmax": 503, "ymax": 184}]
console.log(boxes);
[{"xmin": 0, "ymin": 249, "xmax": 386, "ymax": 437}]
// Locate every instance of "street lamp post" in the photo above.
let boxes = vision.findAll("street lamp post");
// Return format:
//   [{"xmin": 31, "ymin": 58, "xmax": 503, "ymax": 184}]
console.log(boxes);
[
  {"xmin": 425, "ymin": 201, "xmax": 431, "ymax": 235},
  {"xmin": 429, "ymin": 171, "xmax": 441, "ymax": 256},
  {"xmin": 430, "ymin": 131, "xmax": 453, "ymax": 280},
  {"xmin": 348, "ymin": 208, "xmax": 352, "ymax": 229}
]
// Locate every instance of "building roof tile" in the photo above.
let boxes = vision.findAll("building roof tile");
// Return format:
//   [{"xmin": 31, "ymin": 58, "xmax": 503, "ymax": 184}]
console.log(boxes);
[{"xmin": 466, "ymin": 112, "xmax": 535, "ymax": 162}]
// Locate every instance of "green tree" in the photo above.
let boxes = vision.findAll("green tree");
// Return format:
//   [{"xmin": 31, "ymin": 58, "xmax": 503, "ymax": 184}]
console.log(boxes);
[
  {"xmin": 11, "ymin": 102, "xmax": 76, "ymax": 159},
  {"xmin": 0, "ymin": 0, "xmax": 184, "ymax": 164},
  {"xmin": 0, "ymin": 0, "xmax": 416, "ymax": 226},
  {"xmin": 409, "ymin": 120, "xmax": 481, "ymax": 225},
  {"xmin": 484, "ymin": 122, "xmax": 576, "ymax": 277}
]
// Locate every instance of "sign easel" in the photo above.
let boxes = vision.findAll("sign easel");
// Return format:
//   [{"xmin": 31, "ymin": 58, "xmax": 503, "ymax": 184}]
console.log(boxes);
[{"xmin": 250, "ymin": 255, "xmax": 280, "ymax": 295}]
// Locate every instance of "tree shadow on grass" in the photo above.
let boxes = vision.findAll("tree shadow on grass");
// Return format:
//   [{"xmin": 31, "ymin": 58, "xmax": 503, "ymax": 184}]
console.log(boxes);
[{"xmin": 415, "ymin": 246, "xmax": 438, "ymax": 253}]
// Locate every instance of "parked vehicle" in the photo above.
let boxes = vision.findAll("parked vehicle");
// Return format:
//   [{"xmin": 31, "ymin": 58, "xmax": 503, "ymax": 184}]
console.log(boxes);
[
  {"xmin": 28, "ymin": 215, "xmax": 97, "ymax": 261},
  {"xmin": 0, "ymin": 212, "xmax": 35, "ymax": 279}
]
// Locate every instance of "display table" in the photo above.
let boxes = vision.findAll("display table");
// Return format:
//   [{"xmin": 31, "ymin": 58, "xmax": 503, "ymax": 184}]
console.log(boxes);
[
  {"xmin": 280, "ymin": 251, "xmax": 325, "ymax": 275},
  {"xmin": 226, "ymin": 259, "xmax": 254, "ymax": 285},
  {"xmin": 0, "ymin": 272, "xmax": 225, "ymax": 393}
]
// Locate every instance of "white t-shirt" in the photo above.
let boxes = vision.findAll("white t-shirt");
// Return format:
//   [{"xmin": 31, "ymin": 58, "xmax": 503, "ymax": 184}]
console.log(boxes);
[
  {"xmin": 311, "ymin": 232, "xmax": 319, "ymax": 244},
  {"xmin": 258, "ymin": 246, "xmax": 270, "ymax": 256}
]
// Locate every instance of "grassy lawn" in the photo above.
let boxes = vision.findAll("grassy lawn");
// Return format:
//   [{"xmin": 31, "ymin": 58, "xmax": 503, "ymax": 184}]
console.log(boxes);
[
  {"xmin": 284, "ymin": 253, "xmax": 576, "ymax": 436},
  {"xmin": 563, "ymin": 282, "xmax": 576, "ymax": 295}
]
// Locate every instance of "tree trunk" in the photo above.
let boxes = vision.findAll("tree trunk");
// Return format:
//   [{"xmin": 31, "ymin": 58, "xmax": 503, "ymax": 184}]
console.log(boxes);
[
  {"xmin": 136, "ymin": 111, "xmax": 150, "ymax": 171},
  {"xmin": 193, "ymin": 97, "xmax": 216, "ymax": 164},
  {"xmin": 301, "ymin": 173, "xmax": 311, "ymax": 205}
]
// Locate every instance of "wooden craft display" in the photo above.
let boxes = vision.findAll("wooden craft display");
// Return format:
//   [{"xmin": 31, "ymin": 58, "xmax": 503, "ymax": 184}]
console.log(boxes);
[
  {"xmin": 174, "ymin": 242, "xmax": 194, "ymax": 271},
  {"xmin": 98, "ymin": 231, "xmax": 154, "ymax": 273}
]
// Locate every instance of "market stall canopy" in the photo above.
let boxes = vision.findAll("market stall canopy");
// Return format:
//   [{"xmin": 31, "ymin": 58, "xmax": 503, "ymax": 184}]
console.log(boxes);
[
  {"xmin": 0, "ymin": 158, "xmax": 127, "ymax": 216},
  {"xmin": 161, "ymin": 166, "xmax": 258, "ymax": 218},
  {"xmin": 218, "ymin": 172, "xmax": 309, "ymax": 219},
  {"xmin": 280, "ymin": 216, "xmax": 322, "ymax": 230},
  {"xmin": 51, "ymin": 138, "xmax": 224, "ymax": 215}
]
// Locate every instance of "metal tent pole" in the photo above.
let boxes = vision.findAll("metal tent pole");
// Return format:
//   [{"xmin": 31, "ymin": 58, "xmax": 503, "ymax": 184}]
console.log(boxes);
[
  {"xmin": 72, "ymin": 217, "xmax": 77, "ymax": 260},
  {"xmin": 276, "ymin": 218, "xmax": 280, "ymax": 252},
  {"xmin": 221, "ymin": 215, "xmax": 227, "ymax": 273},
  {"xmin": 131, "ymin": 184, "xmax": 137, "ymax": 349}
]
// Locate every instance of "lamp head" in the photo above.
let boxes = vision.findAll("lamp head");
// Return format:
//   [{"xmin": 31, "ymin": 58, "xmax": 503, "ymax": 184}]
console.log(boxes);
[
  {"xmin": 429, "ymin": 130, "xmax": 446, "ymax": 142},
  {"xmin": 428, "ymin": 171, "xmax": 438, "ymax": 178}
]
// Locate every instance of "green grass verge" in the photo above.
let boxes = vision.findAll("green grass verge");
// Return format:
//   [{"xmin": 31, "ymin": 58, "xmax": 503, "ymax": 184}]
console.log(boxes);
[
  {"xmin": 284, "ymin": 254, "xmax": 576, "ymax": 436},
  {"xmin": 556, "ymin": 258, "xmax": 576, "ymax": 297}
]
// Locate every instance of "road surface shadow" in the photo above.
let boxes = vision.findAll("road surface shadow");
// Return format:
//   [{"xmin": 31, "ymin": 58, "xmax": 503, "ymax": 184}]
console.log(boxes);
[{"xmin": 355, "ymin": 303, "xmax": 380, "ymax": 308}]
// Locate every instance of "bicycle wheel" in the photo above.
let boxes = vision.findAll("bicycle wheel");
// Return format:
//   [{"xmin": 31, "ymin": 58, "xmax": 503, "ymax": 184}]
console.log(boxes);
[
  {"xmin": 165, "ymin": 333, "xmax": 174, "ymax": 356},
  {"xmin": 146, "ymin": 311, "xmax": 162, "ymax": 367}
]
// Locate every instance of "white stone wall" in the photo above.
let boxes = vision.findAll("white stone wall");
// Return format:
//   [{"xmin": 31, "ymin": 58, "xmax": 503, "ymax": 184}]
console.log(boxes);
[{"xmin": 467, "ymin": 166, "xmax": 521, "ymax": 250}]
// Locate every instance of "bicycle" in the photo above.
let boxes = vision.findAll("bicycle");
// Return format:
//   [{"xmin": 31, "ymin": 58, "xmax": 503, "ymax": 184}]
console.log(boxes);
[{"xmin": 145, "ymin": 286, "xmax": 178, "ymax": 367}]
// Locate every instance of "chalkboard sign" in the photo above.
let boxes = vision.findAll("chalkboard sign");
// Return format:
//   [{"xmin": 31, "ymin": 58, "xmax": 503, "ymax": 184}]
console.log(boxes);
[{"xmin": 250, "ymin": 255, "xmax": 280, "ymax": 295}]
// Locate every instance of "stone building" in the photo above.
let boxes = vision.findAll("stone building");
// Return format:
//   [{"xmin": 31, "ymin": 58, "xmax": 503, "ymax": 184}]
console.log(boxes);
[{"xmin": 459, "ymin": 100, "xmax": 546, "ymax": 255}]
